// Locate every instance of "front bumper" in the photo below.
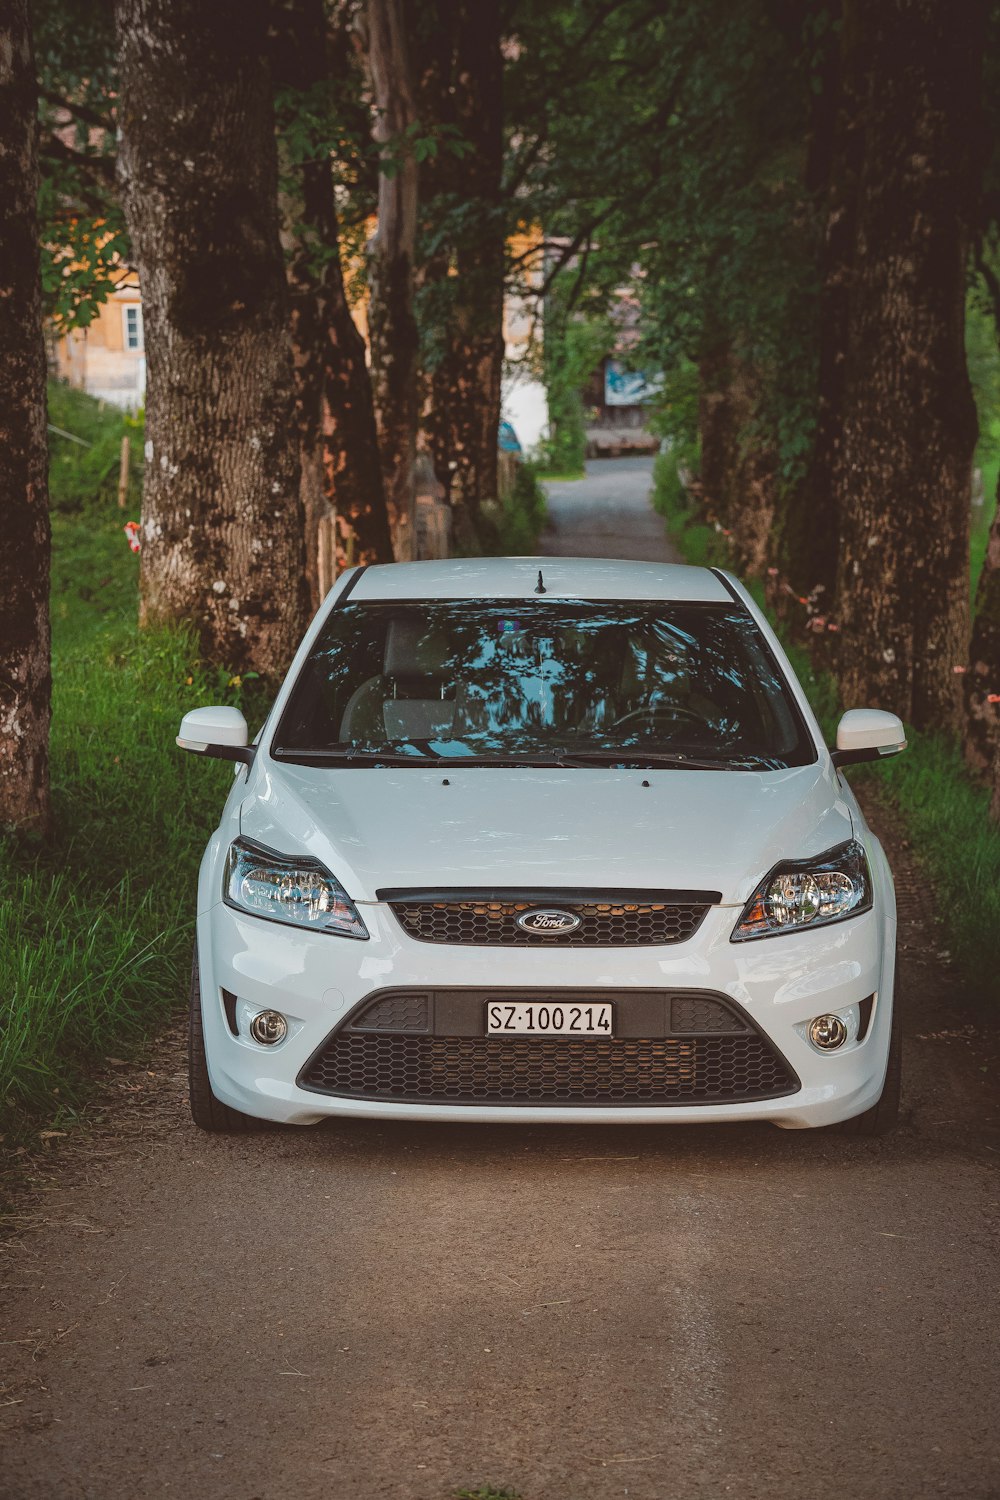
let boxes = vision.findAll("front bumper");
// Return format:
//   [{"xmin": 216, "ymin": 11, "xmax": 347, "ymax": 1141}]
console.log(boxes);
[{"xmin": 196, "ymin": 891, "xmax": 895, "ymax": 1129}]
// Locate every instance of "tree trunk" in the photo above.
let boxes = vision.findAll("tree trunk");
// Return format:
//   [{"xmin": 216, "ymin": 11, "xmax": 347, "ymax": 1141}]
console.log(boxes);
[
  {"xmin": 776, "ymin": 10, "xmax": 862, "ymax": 618},
  {"xmin": 365, "ymin": 0, "xmax": 419, "ymax": 555},
  {"xmin": 116, "ymin": 0, "xmax": 307, "ymax": 675},
  {"xmin": 0, "ymin": 0, "xmax": 51, "ymax": 833},
  {"xmin": 833, "ymin": 0, "xmax": 981, "ymax": 731},
  {"xmin": 271, "ymin": 0, "xmax": 393, "ymax": 608},
  {"xmin": 966, "ymin": 481, "xmax": 1000, "ymax": 779},
  {"xmin": 698, "ymin": 344, "xmax": 774, "ymax": 580},
  {"xmin": 414, "ymin": 0, "xmax": 504, "ymax": 550}
]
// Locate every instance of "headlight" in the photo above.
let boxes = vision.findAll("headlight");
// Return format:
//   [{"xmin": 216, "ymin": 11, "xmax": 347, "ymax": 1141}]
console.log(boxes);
[
  {"xmin": 224, "ymin": 839, "xmax": 369, "ymax": 939},
  {"xmin": 731, "ymin": 839, "xmax": 872, "ymax": 941}
]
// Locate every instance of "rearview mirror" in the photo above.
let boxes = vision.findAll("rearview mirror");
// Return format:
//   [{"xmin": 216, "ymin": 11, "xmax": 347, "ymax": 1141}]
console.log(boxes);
[
  {"xmin": 831, "ymin": 708, "xmax": 906, "ymax": 769},
  {"xmin": 177, "ymin": 705, "xmax": 254, "ymax": 765}
]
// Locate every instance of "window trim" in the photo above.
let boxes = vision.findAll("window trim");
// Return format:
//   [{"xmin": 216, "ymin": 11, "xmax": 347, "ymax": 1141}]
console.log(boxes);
[{"xmin": 121, "ymin": 303, "xmax": 144, "ymax": 352}]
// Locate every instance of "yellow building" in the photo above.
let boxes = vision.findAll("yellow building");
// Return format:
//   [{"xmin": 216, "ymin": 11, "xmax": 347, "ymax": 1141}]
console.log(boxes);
[{"xmin": 54, "ymin": 276, "xmax": 146, "ymax": 411}]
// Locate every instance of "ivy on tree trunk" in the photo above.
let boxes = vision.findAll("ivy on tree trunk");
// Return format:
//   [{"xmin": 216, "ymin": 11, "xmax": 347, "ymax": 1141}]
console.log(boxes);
[
  {"xmin": 833, "ymin": 0, "xmax": 981, "ymax": 732},
  {"xmin": 0, "ymin": 0, "xmax": 51, "ymax": 833},
  {"xmin": 116, "ymin": 0, "xmax": 308, "ymax": 675}
]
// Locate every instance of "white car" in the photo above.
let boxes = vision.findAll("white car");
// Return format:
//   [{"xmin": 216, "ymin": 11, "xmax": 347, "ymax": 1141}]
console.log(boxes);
[{"xmin": 178, "ymin": 557, "xmax": 905, "ymax": 1135}]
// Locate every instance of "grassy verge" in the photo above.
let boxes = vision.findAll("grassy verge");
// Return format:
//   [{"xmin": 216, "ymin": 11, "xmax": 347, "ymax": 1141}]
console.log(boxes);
[
  {"xmin": 655, "ymin": 454, "xmax": 1000, "ymax": 1006},
  {"xmin": 1, "ymin": 387, "xmax": 256, "ymax": 1145}
]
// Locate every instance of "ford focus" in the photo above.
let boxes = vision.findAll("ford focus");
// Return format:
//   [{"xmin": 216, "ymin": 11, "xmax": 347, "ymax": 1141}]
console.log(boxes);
[{"xmin": 178, "ymin": 557, "xmax": 905, "ymax": 1134}]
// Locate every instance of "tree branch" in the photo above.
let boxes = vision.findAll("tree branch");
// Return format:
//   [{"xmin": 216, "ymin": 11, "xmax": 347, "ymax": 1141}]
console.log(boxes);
[
  {"xmin": 41, "ymin": 89, "xmax": 115, "ymax": 135},
  {"xmin": 41, "ymin": 133, "xmax": 118, "ymax": 186}
]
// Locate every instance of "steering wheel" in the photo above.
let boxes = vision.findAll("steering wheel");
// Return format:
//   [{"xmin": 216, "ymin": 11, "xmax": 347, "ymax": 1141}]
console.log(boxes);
[{"xmin": 610, "ymin": 704, "xmax": 705, "ymax": 733}]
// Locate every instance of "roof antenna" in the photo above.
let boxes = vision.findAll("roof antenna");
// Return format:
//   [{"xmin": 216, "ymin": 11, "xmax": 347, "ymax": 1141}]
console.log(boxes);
[{"xmin": 534, "ymin": 569, "xmax": 547, "ymax": 595}]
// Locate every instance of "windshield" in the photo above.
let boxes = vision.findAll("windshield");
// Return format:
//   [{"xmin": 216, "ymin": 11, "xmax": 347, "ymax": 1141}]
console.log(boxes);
[{"xmin": 272, "ymin": 601, "xmax": 815, "ymax": 769}]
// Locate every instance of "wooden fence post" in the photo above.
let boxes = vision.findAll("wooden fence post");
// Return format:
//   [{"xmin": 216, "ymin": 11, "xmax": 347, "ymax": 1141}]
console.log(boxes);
[{"xmin": 117, "ymin": 435, "xmax": 131, "ymax": 508}]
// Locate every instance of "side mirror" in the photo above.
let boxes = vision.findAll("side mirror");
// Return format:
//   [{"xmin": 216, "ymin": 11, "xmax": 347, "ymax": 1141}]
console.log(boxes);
[
  {"xmin": 831, "ymin": 708, "xmax": 906, "ymax": 769},
  {"xmin": 177, "ymin": 705, "xmax": 254, "ymax": 765}
]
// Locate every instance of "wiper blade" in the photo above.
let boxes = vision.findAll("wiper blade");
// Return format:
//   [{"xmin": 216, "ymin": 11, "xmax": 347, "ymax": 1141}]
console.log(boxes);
[
  {"xmin": 271, "ymin": 747, "xmax": 432, "ymax": 765},
  {"xmin": 551, "ymin": 749, "xmax": 770, "ymax": 771},
  {"xmin": 271, "ymin": 746, "xmax": 779, "ymax": 772},
  {"xmin": 271, "ymin": 747, "xmax": 575, "ymax": 768}
]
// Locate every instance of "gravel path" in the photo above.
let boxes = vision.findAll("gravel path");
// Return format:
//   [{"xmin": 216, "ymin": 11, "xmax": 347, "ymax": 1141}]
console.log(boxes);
[{"xmin": 2, "ymin": 468, "xmax": 999, "ymax": 1500}]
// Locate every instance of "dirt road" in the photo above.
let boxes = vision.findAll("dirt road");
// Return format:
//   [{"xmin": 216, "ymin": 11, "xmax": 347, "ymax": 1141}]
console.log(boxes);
[{"xmin": 2, "ymin": 465, "xmax": 999, "ymax": 1500}]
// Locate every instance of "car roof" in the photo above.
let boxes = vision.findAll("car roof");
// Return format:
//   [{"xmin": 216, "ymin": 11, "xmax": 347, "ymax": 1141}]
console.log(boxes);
[{"xmin": 345, "ymin": 556, "xmax": 732, "ymax": 604}]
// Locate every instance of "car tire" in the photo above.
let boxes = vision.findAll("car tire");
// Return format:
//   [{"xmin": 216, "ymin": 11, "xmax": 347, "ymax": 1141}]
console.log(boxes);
[
  {"xmin": 833, "ymin": 998, "xmax": 902, "ymax": 1137},
  {"xmin": 188, "ymin": 949, "xmax": 258, "ymax": 1133}
]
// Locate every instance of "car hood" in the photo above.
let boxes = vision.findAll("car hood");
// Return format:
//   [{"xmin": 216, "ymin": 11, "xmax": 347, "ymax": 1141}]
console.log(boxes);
[{"xmin": 239, "ymin": 761, "xmax": 853, "ymax": 906}]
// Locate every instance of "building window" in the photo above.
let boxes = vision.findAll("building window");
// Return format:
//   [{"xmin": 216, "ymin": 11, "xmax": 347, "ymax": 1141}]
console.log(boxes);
[{"xmin": 122, "ymin": 304, "xmax": 144, "ymax": 352}]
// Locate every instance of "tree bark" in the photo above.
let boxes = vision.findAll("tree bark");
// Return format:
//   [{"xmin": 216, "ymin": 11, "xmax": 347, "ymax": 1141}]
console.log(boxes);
[
  {"xmin": 0, "ymin": 0, "xmax": 51, "ymax": 833},
  {"xmin": 270, "ymin": 0, "xmax": 393, "ymax": 607},
  {"xmin": 775, "ymin": 10, "xmax": 862, "ymax": 617},
  {"xmin": 364, "ymin": 0, "xmax": 419, "ymax": 554},
  {"xmin": 833, "ymin": 0, "xmax": 981, "ymax": 731},
  {"xmin": 698, "ymin": 343, "xmax": 774, "ymax": 580},
  {"xmin": 966, "ymin": 481, "xmax": 1000, "ymax": 781},
  {"xmin": 413, "ymin": 0, "xmax": 504, "ymax": 550},
  {"xmin": 116, "ymin": 0, "xmax": 307, "ymax": 675}
]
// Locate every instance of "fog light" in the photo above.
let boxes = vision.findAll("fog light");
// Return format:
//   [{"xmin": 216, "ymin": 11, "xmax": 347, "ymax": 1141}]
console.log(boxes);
[
  {"xmin": 808, "ymin": 1013, "xmax": 849, "ymax": 1051},
  {"xmin": 249, "ymin": 1009, "xmax": 288, "ymax": 1046}
]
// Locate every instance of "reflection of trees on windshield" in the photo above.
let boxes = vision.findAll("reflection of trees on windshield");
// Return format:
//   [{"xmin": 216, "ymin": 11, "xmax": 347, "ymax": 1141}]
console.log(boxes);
[{"xmin": 275, "ymin": 602, "xmax": 811, "ymax": 767}]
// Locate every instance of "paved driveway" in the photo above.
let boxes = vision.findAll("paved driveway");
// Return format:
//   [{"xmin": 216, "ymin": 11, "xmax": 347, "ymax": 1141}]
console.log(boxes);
[{"xmin": 540, "ymin": 457, "xmax": 681, "ymax": 563}]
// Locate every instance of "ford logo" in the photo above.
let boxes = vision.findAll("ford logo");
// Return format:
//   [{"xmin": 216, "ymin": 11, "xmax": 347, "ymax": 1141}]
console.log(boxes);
[{"xmin": 516, "ymin": 908, "xmax": 582, "ymax": 935}]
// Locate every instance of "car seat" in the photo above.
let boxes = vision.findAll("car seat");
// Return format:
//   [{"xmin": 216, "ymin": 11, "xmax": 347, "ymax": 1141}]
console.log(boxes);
[{"xmin": 339, "ymin": 615, "xmax": 457, "ymax": 744}]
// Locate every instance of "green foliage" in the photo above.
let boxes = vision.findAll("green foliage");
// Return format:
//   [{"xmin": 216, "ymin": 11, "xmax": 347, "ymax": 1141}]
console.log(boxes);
[
  {"xmin": 38, "ymin": 185, "xmax": 130, "ymax": 332},
  {"xmin": 873, "ymin": 733, "xmax": 1000, "ymax": 1005},
  {"xmin": 1, "ymin": 386, "xmax": 267, "ymax": 1141},
  {"xmin": 651, "ymin": 450, "xmax": 724, "ymax": 571},
  {"xmin": 540, "ymin": 291, "xmax": 615, "ymax": 474},
  {"xmin": 47, "ymin": 380, "xmax": 144, "ymax": 516},
  {"xmin": 34, "ymin": 0, "xmax": 125, "ymax": 332},
  {"xmin": 0, "ymin": 622, "xmax": 258, "ymax": 1141},
  {"xmin": 973, "ymin": 458, "xmax": 998, "ymax": 600},
  {"xmin": 479, "ymin": 462, "xmax": 548, "ymax": 555}
]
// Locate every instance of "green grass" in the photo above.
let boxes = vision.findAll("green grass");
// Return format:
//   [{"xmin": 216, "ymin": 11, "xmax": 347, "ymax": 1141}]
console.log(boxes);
[
  {"xmin": 1, "ymin": 388, "xmax": 259, "ymax": 1144},
  {"xmin": 47, "ymin": 379, "xmax": 144, "ymax": 516},
  {"xmin": 651, "ymin": 451, "xmax": 727, "ymax": 571},
  {"xmin": 655, "ymin": 453, "xmax": 1000, "ymax": 1006}
]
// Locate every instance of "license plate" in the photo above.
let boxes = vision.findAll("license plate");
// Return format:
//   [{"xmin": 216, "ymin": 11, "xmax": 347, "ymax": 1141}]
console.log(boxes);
[{"xmin": 485, "ymin": 1001, "xmax": 614, "ymax": 1035}]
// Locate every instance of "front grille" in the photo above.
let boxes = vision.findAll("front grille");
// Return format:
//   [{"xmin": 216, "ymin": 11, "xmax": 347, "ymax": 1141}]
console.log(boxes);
[
  {"xmin": 388, "ymin": 897, "xmax": 710, "ymax": 947},
  {"xmin": 299, "ymin": 1032, "xmax": 796, "ymax": 1106}
]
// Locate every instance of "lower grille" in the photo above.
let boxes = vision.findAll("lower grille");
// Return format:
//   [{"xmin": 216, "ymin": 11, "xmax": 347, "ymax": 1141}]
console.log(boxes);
[{"xmin": 299, "ymin": 1032, "xmax": 796, "ymax": 1106}]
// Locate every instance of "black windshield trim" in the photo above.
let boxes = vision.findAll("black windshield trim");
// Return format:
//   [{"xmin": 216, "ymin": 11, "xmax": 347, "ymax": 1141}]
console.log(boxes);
[
  {"xmin": 709, "ymin": 567, "xmax": 744, "ymax": 607},
  {"xmin": 333, "ymin": 564, "xmax": 369, "ymax": 606}
]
